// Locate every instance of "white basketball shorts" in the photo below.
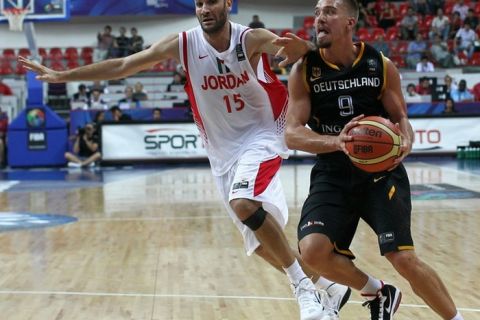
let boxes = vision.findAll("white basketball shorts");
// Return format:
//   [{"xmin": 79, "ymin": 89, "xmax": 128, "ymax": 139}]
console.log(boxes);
[{"xmin": 214, "ymin": 147, "xmax": 288, "ymax": 256}]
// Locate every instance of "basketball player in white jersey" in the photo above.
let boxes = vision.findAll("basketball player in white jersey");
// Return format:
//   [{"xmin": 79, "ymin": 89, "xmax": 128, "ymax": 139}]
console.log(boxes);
[{"xmin": 20, "ymin": 1, "xmax": 350, "ymax": 319}]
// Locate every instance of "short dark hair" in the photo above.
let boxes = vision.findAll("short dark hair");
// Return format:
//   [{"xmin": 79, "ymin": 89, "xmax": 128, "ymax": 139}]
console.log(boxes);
[
  {"xmin": 153, "ymin": 107, "xmax": 162, "ymax": 114},
  {"xmin": 343, "ymin": 0, "xmax": 359, "ymax": 20},
  {"xmin": 110, "ymin": 105, "xmax": 121, "ymax": 113}
]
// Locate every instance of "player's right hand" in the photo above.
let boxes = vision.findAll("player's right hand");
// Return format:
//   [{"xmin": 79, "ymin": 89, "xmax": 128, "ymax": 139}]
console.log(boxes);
[
  {"xmin": 18, "ymin": 56, "xmax": 64, "ymax": 83},
  {"xmin": 338, "ymin": 114, "xmax": 364, "ymax": 155}
]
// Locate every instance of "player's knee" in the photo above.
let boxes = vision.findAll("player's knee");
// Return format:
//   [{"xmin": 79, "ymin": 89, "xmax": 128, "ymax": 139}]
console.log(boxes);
[
  {"xmin": 386, "ymin": 250, "xmax": 420, "ymax": 277},
  {"xmin": 299, "ymin": 234, "xmax": 333, "ymax": 271},
  {"xmin": 230, "ymin": 198, "xmax": 259, "ymax": 220},
  {"xmin": 240, "ymin": 207, "xmax": 267, "ymax": 231}
]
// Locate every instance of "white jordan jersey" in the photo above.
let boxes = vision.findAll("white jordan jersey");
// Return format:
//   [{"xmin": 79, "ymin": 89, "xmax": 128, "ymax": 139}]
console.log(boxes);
[{"xmin": 179, "ymin": 22, "xmax": 288, "ymax": 176}]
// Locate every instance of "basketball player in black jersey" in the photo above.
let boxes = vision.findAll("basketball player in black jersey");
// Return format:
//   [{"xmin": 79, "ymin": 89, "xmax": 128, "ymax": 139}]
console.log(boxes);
[{"xmin": 284, "ymin": 0, "xmax": 463, "ymax": 319}]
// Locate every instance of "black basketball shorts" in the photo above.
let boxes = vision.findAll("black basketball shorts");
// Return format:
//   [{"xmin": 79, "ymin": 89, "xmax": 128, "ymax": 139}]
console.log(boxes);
[{"xmin": 298, "ymin": 160, "xmax": 414, "ymax": 257}]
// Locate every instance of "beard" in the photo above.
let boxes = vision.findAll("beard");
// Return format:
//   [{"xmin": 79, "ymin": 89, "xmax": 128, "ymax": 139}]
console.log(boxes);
[
  {"xmin": 198, "ymin": 10, "xmax": 228, "ymax": 35},
  {"xmin": 316, "ymin": 37, "xmax": 332, "ymax": 48}
]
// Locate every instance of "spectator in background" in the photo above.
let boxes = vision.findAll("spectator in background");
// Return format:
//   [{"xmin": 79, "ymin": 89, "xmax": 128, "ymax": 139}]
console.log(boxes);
[
  {"xmin": 450, "ymin": 79, "xmax": 474, "ymax": 102},
  {"xmin": 372, "ymin": 34, "xmax": 390, "ymax": 56},
  {"xmin": 452, "ymin": 0, "xmax": 469, "ymax": 21},
  {"xmin": 115, "ymin": 26, "xmax": 131, "ymax": 58},
  {"xmin": 118, "ymin": 86, "xmax": 139, "ymax": 108},
  {"xmin": 89, "ymin": 89, "xmax": 108, "ymax": 109},
  {"xmin": 428, "ymin": 0, "xmax": 445, "ymax": 15},
  {"xmin": 129, "ymin": 27, "xmax": 144, "ymax": 54},
  {"xmin": 377, "ymin": 3, "xmax": 395, "ymax": 30},
  {"xmin": 455, "ymin": 22, "xmax": 477, "ymax": 59},
  {"xmin": 443, "ymin": 74, "xmax": 457, "ymax": 99},
  {"xmin": 65, "ymin": 123, "xmax": 101, "ymax": 168},
  {"xmin": 416, "ymin": 76, "xmax": 433, "ymax": 95},
  {"xmin": 72, "ymin": 84, "xmax": 90, "ymax": 102},
  {"xmin": 167, "ymin": 73, "xmax": 185, "ymax": 92},
  {"xmin": 430, "ymin": 34, "xmax": 456, "ymax": 67},
  {"xmin": 132, "ymin": 82, "xmax": 148, "ymax": 101},
  {"xmin": 400, "ymin": 7, "xmax": 419, "ymax": 40},
  {"xmin": 152, "ymin": 108, "xmax": 162, "ymax": 121},
  {"xmin": 0, "ymin": 77, "xmax": 13, "ymax": 96},
  {"xmin": 463, "ymin": 9, "xmax": 478, "ymax": 32},
  {"xmin": 404, "ymin": 83, "xmax": 423, "ymax": 102},
  {"xmin": 93, "ymin": 111, "xmax": 105, "ymax": 126},
  {"xmin": 410, "ymin": 0, "xmax": 430, "ymax": 16},
  {"xmin": 430, "ymin": 8, "xmax": 450, "ymax": 41},
  {"xmin": 406, "ymin": 33, "xmax": 428, "ymax": 68},
  {"xmin": 442, "ymin": 97, "xmax": 457, "ymax": 115},
  {"xmin": 94, "ymin": 25, "xmax": 114, "ymax": 62},
  {"xmin": 248, "ymin": 15, "xmax": 265, "ymax": 29},
  {"xmin": 89, "ymin": 80, "xmax": 108, "ymax": 94},
  {"xmin": 448, "ymin": 11, "xmax": 462, "ymax": 40},
  {"xmin": 416, "ymin": 55, "xmax": 435, "ymax": 72},
  {"xmin": 406, "ymin": 83, "xmax": 420, "ymax": 97},
  {"xmin": 110, "ymin": 105, "xmax": 132, "ymax": 122}
]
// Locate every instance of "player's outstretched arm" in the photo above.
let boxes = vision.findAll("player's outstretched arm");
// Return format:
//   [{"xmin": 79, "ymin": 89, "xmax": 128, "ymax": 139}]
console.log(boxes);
[
  {"xmin": 18, "ymin": 34, "xmax": 180, "ymax": 83},
  {"xmin": 381, "ymin": 57, "xmax": 414, "ymax": 164},
  {"xmin": 246, "ymin": 29, "xmax": 313, "ymax": 67}
]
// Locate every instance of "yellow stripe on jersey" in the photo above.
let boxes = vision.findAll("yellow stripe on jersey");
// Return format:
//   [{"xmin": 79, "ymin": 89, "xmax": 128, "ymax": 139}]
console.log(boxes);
[
  {"xmin": 319, "ymin": 49, "xmax": 340, "ymax": 70},
  {"xmin": 388, "ymin": 185, "xmax": 396, "ymax": 200},
  {"xmin": 352, "ymin": 42, "xmax": 365, "ymax": 67}
]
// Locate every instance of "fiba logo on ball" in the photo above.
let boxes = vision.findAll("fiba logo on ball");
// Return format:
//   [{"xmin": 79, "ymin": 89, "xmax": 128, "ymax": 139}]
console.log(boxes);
[
  {"xmin": 345, "ymin": 116, "xmax": 402, "ymax": 173},
  {"xmin": 26, "ymin": 108, "xmax": 46, "ymax": 128}
]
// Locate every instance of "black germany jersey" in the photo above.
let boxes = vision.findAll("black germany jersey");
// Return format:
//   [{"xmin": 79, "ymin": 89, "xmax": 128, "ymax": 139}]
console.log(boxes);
[{"xmin": 303, "ymin": 42, "xmax": 387, "ymax": 136}]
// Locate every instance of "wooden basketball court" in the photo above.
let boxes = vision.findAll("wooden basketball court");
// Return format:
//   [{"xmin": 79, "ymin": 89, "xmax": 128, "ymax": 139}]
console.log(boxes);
[{"xmin": 0, "ymin": 159, "xmax": 479, "ymax": 319}]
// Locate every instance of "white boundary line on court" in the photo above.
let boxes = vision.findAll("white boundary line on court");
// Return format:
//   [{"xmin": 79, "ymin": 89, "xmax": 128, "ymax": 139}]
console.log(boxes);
[{"xmin": 0, "ymin": 290, "xmax": 478, "ymax": 313}]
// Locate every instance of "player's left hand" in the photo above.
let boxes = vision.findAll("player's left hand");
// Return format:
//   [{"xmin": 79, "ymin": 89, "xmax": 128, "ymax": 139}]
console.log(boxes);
[
  {"xmin": 389, "ymin": 123, "xmax": 412, "ymax": 170},
  {"xmin": 272, "ymin": 33, "xmax": 313, "ymax": 67}
]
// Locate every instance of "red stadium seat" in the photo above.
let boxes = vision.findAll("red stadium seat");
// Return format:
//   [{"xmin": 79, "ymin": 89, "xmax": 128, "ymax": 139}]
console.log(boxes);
[
  {"xmin": 371, "ymin": 27, "xmax": 386, "ymax": 41},
  {"xmin": 303, "ymin": 16, "xmax": 315, "ymax": 29},
  {"xmin": 469, "ymin": 53, "xmax": 480, "ymax": 66},
  {"xmin": 18, "ymin": 48, "xmax": 31, "ymax": 57},
  {"xmin": 366, "ymin": 15, "xmax": 378, "ymax": 28},
  {"xmin": 0, "ymin": 62, "xmax": 13, "ymax": 75},
  {"xmin": 50, "ymin": 60, "xmax": 64, "ymax": 71},
  {"xmin": 356, "ymin": 28, "xmax": 371, "ymax": 41},
  {"xmin": 394, "ymin": 41, "xmax": 409, "ymax": 55},
  {"xmin": 399, "ymin": 2, "xmax": 409, "ymax": 16},
  {"xmin": 65, "ymin": 47, "xmax": 78, "ymax": 61},
  {"xmin": 444, "ymin": 3, "xmax": 454, "ymax": 15},
  {"xmin": 296, "ymin": 28, "xmax": 311, "ymax": 40},
  {"xmin": 38, "ymin": 48, "xmax": 48, "ymax": 60},
  {"xmin": 2, "ymin": 48, "xmax": 15, "ymax": 60},
  {"xmin": 280, "ymin": 29, "xmax": 293, "ymax": 37},
  {"xmin": 80, "ymin": 47, "xmax": 93, "ymax": 60},
  {"xmin": 385, "ymin": 27, "xmax": 399, "ymax": 40},
  {"xmin": 49, "ymin": 47, "xmax": 63, "ymax": 59},
  {"xmin": 66, "ymin": 60, "xmax": 79, "ymax": 69},
  {"xmin": 475, "ymin": 2, "xmax": 480, "ymax": 14},
  {"xmin": 472, "ymin": 83, "xmax": 480, "ymax": 100},
  {"xmin": 15, "ymin": 63, "xmax": 26, "ymax": 75},
  {"xmin": 390, "ymin": 55, "xmax": 406, "ymax": 68},
  {"xmin": 152, "ymin": 63, "xmax": 165, "ymax": 72}
]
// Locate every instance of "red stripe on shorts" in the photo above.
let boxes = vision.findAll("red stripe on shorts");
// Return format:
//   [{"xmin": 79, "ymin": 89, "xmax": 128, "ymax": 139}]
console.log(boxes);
[{"xmin": 253, "ymin": 156, "xmax": 282, "ymax": 196}]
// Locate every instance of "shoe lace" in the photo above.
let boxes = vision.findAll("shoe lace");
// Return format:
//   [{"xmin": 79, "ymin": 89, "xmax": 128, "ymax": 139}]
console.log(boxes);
[
  {"xmin": 319, "ymin": 289, "xmax": 338, "ymax": 317},
  {"xmin": 362, "ymin": 297, "xmax": 380, "ymax": 319}
]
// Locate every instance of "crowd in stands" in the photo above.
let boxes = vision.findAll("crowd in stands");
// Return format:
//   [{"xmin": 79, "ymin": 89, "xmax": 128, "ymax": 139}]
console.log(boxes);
[{"xmin": 94, "ymin": 25, "xmax": 145, "ymax": 62}]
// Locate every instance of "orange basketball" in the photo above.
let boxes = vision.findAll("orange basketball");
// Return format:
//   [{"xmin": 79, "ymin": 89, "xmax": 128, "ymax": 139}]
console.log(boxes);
[{"xmin": 345, "ymin": 116, "xmax": 402, "ymax": 173}]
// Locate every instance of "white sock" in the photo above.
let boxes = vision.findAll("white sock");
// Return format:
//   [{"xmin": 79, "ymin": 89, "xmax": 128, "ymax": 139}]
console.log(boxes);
[
  {"xmin": 283, "ymin": 259, "xmax": 307, "ymax": 285},
  {"xmin": 360, "ymin": 275, "xmax": 383, "ymax": 298},
  {"xmin": 451, "ymin": 311, "xmax": 464, "ymax": 320},
  {"xmin": 315, "ymin": 276, "xmax": 335, "ymax": 290}
]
